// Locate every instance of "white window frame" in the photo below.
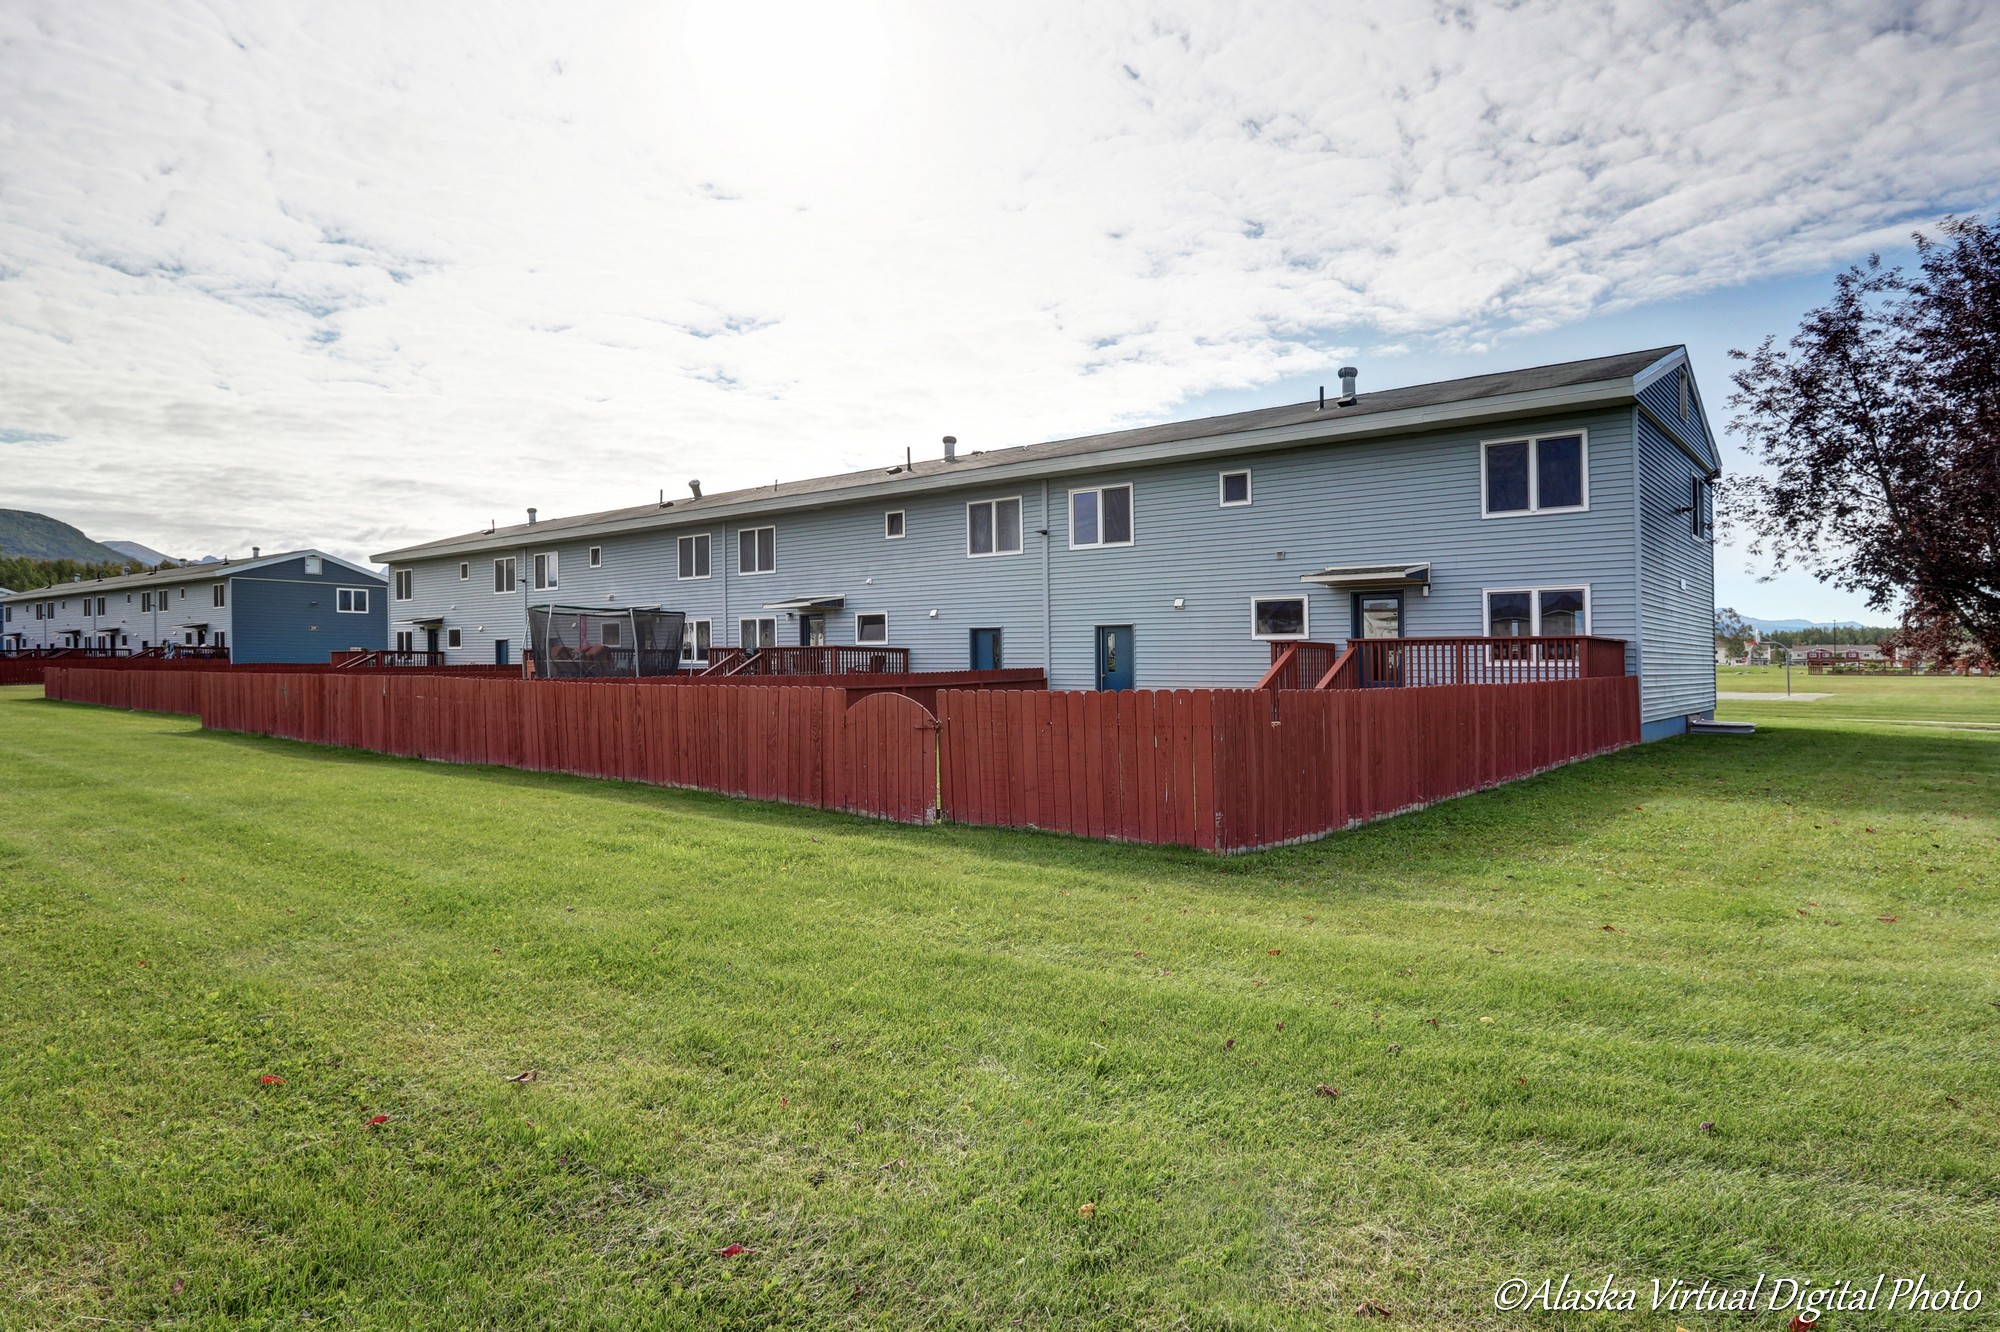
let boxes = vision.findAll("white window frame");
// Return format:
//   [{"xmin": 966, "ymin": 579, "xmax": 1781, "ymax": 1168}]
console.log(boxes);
[
  {"xmin": 446, "ymin": 627, "xmax": 462, "ymax": 649},
  {"xmin": 588, "ymin": 546, "xmax": 602, "ymax": 568},
  {"xmin": 1219, "ymin": 470, "xmax": 1253, "ymax": 507},
  {"xmin": 494, "ymin": 556, "xmax": 516, "ymax": 594},
  {"xmin": 336, "ymin": 587, "xmax": 370, "ymax": 614},
  {"xmin": 1068, "ymin": 483, "xmax": 1135, "ymax": 549},
  {"xmin": 532, "ymin": 551, "xmax": 558, "ymax": 591},
  {"xmin": 1249, "ymin": 595, "xmax": 1309, "ymax": 641},
  {"xmin": 738, "ymin": 616, "xmax": 777, "ymax": 648},
  {"xmin": 303, "ymin": 556, "xmax": 322, "ymax": 576},
  {"xmin": 213, "ymin": 583, "xmax": 226, "ymax": 608},
  {"xmin": 737, "ymin": 527, "xmax": 776, "ymax": 576},
  {"xmin": 393, "ymin": 569, "xmax": 413, "ymax": 600},
  {"xmin": 965, "ymin": 497, "xmax": 1024, "ymax": 558},
  {"xmin": 395, "ymin": 630, "xmax": 414, "ymax": 653},
  {"xmin": 681, "ymin": 618, "xmax": 712, "ymax": 664},
  {"xmin": 459, "ymin": 562, "xmax": 470, "ymax": 581},
  {"xmin": 677, "ymin": 533, "xmax": 711, "ymax": 581},
  {"xmin": 854, "ymin": 612, "xmax": 889, "ymax": 645},
  {"xmin": 884, "ymin": 510, "xmax": 905, "ymax": 540},
  {"xmin": 1479, "ymin": 431, "xmax": 1590, "ymax": 518},
  {"xmin": 1482, "ymin": 585, "xmax": 1593, "ymax": 637}
]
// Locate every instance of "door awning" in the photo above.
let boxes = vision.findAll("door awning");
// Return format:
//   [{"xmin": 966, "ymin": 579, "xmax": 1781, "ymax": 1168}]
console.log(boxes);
[
  {"xmin": 761, "ymin": 595, "xmax": 845, "ymax": 612},
  {"xmin": 395, "ymin": 616, "xmax": 447, "ymax": 627},
  {"xmin": 1299, "ymin": 562, "xmax": 1431, "ymax": 589},
  {"xmin": 173, "ymin": 621, "xmax": 210, "ymax": 630}
]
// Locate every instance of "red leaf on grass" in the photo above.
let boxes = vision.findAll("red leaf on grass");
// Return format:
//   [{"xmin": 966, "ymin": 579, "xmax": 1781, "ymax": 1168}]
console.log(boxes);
[
  {"xmin": 1878, "ymin": 916, "xmax": 1898, "ymax": 924},
  {"xmin": 715, "ymin": 1243, "xmax": 758, "ymax": 1257},
  {"xmin": 1314, "ymin": 1084, "xmax": 1340, "ymax": 1098},
  {"xmin": 367, "ymin": 1114, "xmax": 390, "ymax": 1126},
  {"xmin": 258, "ymin": 1074, "xmax": 284, "ymax": 1085}
]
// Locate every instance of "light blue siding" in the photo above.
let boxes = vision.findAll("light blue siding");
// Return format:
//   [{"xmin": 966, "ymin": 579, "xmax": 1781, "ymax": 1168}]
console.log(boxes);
[
  {"xmin": 1635, "ymin": 361, "xmax": 1720, "ymax": 469},
  {"xmin": 1635, "ymin": 415, "xmax": 1718, "ymax": 723}
]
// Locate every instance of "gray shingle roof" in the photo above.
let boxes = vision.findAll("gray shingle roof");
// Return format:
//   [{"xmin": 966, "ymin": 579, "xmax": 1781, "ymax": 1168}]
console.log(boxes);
[
  {"xmin": 0, "ymin": 549, "xmax": 381, "ymax": 601},
  {"xmin": 378, "ymin": 346, "xmax": 1685, "ymax": 562}
]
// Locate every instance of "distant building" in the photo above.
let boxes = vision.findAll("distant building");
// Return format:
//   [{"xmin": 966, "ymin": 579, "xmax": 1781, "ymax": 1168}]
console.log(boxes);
[
  {"xmin": 1795, "ymin": 643, "xmax": 1891, "ymax": 664},
  {"xmin": 0, "ymin": 550, "xmax": 386, "ymax": 662}
]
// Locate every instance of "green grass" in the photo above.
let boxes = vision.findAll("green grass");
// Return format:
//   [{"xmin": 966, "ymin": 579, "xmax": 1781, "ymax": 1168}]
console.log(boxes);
[{"xmin": 2, "ymin": 679, "xmax": 1997, "ymax": 1329}]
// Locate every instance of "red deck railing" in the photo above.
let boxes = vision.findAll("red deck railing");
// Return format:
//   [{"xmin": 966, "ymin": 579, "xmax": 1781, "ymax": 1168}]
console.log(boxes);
[
  {"xmin": 710, "ymin": 645, "xmax": 913, "ymax": 677},
  {"xmin": 335, "ymin": 650, "xmax": 447, "ymax": 669},
  {"xmin": 1261, "ymin": 636, "xmax": 1629, "ymax": 691}
]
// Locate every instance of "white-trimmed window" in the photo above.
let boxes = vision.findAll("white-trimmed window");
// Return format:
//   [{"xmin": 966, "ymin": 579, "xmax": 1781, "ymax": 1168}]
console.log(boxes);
[
  {"xmin": 739, "ymin": 616, "xmax": 777, "ymax": 648},
  {"xmin": 140, "ymin": 593, "xmax": 151, "ymax": 612},
  {"xmin": 1220, "ymin": 470, "xmax": 1252, "ymax": 506},
  {"xmin": 1485, "ymin": 586, "xmax": 1590, "ymax": 637},
  {"xmin": 303, "ymin": 556, "xmax": 322, "ymax": 575},
  {"xmin": 588, "ymin": 546, "xmax": 602, "ymax": 568},
  {"xmin": 336, "ymin": 588, "xmax": 369, "ymax": 613},
  {"xmin": 966, "ymin": 497, "xmax": 1023, "ymax": 557},
  {"xmin": 1251, "ymin": 596, "xmax": 1308, "ymax": 640},
  {"xmin": 446, "ymin": 628, "xmax": 462, "ymax": 649},
  {"xmin": 393, "ymin": 569, "xmax": 413, "ymax": 600},
  {"xmin": 1690, "ymin": 476, "xmax": 1713, "ymax": 538},
  {"xmin": 1069, "ymin": 484, "xmax": 1133, "ymax": 548},
  {"xmin": 602, "ymin": 621, "xmax": 622, "ymax": 647},
  {"xmin": 494, "ymin": 556, "xmax": 516, "ymax": 593},
  {"xmin": 212, "ymin": 583, "xmax": 226, "ymax": 608},
  {"xmin": 395, "ymin": 630, "xmax": 414, "ymax": 652},
  {"xmin": 678, "ymin": 534, "xmax": 710, "ymax": 580},
  {"xmin": 884, "ymin": 510, "xmax": 905, "ymax": 540},
  {"xmin": 1482, "ymin": 433, "xmax": 1587, "ymax": 516},
  {"xmin": 681, "ymin": 618, "xmax": 712, "ymax": 664},
  {"xmin": 532, "ymin": 551, "xmax": 557, "ymax": 590},
  {"xmin": 855, "ymin": 612, "xmax": 888, "ymax": 645},
  {"xmin": 459, "ymin": 562, "xmax": 469, "ymax": 580},
  {"xmin": 737, "ymin": 526, "xmax": 776, "ymax": 576}
]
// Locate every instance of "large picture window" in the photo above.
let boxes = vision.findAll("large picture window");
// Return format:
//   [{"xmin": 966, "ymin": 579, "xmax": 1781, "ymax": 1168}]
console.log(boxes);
[
  {"xmin": 1069, "ymin": 484, "xmax": 1133, "ymax": 548},
  {"xmin": 966, "ymin": 497, "xmax": 1023, "ymax": 557},
  {"xmin": 1250, "ymin": 596, "xmax": 1308, "ymax": 640},
  {"xmin": 738, "ymin": 527, "xmax": 776, "ymax": 575},
  {"xmin": 1482, "ymin": 433, "xmax": 1587, "ymax": 516},
  {"xmin": 678, "ymin": 533, "xmax": 710, "ymax": 580},
  {"xmin": 1485, "ymin": 586, "xmax": 1589, "ymax": 637}
]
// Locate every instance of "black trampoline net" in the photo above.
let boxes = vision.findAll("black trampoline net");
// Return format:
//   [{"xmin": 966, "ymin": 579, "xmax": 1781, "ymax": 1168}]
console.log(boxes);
[{"xmin": 528, "ymin": 605, "xmax": 686, "ymax": 678}]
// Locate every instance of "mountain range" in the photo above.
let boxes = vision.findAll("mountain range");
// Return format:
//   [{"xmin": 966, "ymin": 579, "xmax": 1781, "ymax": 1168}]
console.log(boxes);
[
  {"xmin": 0, "ymin": 507, "xmax": 126, "ymax": 563},
  {"xmin": 1735, "ymin": 616, "xmax": 1875, "ymax": 632}
]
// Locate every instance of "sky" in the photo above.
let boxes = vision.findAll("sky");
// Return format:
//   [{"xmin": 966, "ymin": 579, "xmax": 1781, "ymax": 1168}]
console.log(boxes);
[{"xmin": 2, "ymin": 0, "xmax": 1996, "ymax": 624}]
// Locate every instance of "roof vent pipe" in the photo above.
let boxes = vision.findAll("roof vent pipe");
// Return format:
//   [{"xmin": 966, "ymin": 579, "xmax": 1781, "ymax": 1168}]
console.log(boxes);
[
  {"xmin": 252, "ymin": 546, "xmax": 261, "ymax": 559},
  {"xmin": 688, "ymin": 479, "xmax": 702, "ymax": 498},
  {"xmin": 527, "ymin": 508, "xmax": 538, "ymax": 525},
  {"xmin": 1337, "ymin": 366, "xmax": 1358, "ymax": 404},
  {"xmin": 943, "ymin": 435, "xmax": 957, "ymax": 462}
]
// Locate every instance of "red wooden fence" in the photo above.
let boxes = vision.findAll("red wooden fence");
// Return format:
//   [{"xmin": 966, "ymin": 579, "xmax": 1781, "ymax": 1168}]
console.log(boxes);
[{"xmin": 42, "ymin": 667, "xmax": 1639, "ymax": 851}]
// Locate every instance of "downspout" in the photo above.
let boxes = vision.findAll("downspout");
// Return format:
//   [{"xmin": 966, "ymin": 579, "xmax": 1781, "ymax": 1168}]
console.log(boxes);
[
  {"xmin": 1041, "ymin": 480, "xmax": 1053, "ymax": 679},
  {"xmin": 1630, "ymin": 407, "xmax": 1645, "ymax": 704},
  {"xmin": 720, "ymin": 527, "xmax": 730, "ymax": 650}
]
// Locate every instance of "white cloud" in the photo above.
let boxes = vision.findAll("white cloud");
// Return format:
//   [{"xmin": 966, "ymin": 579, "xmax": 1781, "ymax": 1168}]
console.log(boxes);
[{"xmin": 0, "ymin": 0, "xmax": 1995, "ymax": 561}]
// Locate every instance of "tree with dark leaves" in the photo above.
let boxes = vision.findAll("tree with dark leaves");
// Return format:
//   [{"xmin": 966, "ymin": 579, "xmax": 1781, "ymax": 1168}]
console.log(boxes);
[{"xmin": 1724, "ymin": 214, "xmax": 2000, "ymax": 667}]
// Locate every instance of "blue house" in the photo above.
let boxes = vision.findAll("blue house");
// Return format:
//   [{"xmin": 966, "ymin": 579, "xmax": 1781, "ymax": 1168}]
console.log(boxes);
[
  {"xmin": 376, "ymin": 347, "xmax": 1720, "ymax": 739},
  {"xmin": 1, "ymin": 550, "xmax": 388, "ymax": 663}
]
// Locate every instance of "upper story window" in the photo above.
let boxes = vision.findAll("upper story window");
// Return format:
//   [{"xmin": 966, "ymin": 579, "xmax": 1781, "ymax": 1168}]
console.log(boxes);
[
  {"xmin": 337, "ymin": 588, "xmax": 370, "ymax": 613},
  {"xmin": 1220, "ymin": 470, "xmax": 1252, "ymax": 506},
  {"xmin": 459, "ymin": 562, "xmax": 470, "ymax": 581},
  {"xmin": 678, "ymin": 533, "xmax": 710, "ymax": 580},
  {"xmin": 1690, "ymin": 476, "xmax": 1714, "ymax": 538},
  {"xmin": 304, "ymin": 556, "xmax": 322, "ymax": 575},
  {"xmin": 393, "ymin": 569, "xmax": 414, "ymax": 600},
  {"xmin": 884, "ymin": 510, "xmax": 905, "ymax": 539},
  {"xmin": 588, "ymin": 546, "xmax": 602, "ymax": 568},
  {"xmin": 212, "ymin": 583, "xmax": 226, "ymax": 608},
  {"xmin": 1483, "ymin": 433, "xmax": 1586, "ymax": 516},
  {"xmin": 966, "ymin": 497, "xmax": 1023, "ymax": 557},
  {"xmin": 738, "ymin": 526, "xmax": 776, "ymax": 576},
  {"xmin": 532, "ymin": 551, "xmax": 558, "ymax": 590},
  {"xmin": 1070, "ymin": 484, "xmax": 1133, "ymax": 548},
  {"xmin": 494, "ymin": 556, "xmax": 516, "ymax": 593},
  {"xmin": 1677, "ymin": 368, "xmax": 1691, "ymax": 421}
]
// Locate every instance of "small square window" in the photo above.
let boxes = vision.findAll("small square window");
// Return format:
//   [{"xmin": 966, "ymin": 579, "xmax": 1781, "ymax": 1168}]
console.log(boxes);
[
  {"xmin": 855, "ymin": 612, "xmax": 888, "ymax": 645},
  {"xmin": 588, "ymin": 546, "xmax": 602, "ymax": 568},
  {"xmin": 446, "ymin": 628, "xmax": 462, "ymax": 649},
  {"xmin": 1220, "ymin": 471, "xmax": 1252, "ymax": 506},
  {"xmin": 884, "ymin": 510, "xmax": 905, "ymax": 539},
  {"xmin": 1251, "ymin": 596, "xmax": 1307, "ymax": 640},
  {"xmin": 303, "ymin": 555, "xmax": 322, "ymax": 575}
]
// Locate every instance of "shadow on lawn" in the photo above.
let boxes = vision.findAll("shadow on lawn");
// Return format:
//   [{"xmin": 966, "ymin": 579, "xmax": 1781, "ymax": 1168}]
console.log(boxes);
[{"xmin": 158, "ymin": 713, "xmax": 1999, "ymax": 897}]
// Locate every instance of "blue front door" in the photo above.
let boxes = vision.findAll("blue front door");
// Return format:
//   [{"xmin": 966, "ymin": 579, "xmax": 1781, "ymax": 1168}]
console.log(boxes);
[
  {"xmin": 970, "ymin": 627, "xmax": 1003, "ymax": 670},
  {"xmin": 1095, "ymin": 625, "xmax": 1134, "ymax": 691},
  {"xmin": 494, "ymin": 638, "xmax": 510, "ymax": 666}
]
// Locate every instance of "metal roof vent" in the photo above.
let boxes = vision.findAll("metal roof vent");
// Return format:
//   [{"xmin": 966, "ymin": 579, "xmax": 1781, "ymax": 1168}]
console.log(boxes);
[
  {"xmin": 1337, "ymin": 366, "xmax": 1358, "ymax": 405},
  {"xmin": 527, "ymin": 507, "xmax": 538, "ymax": 525},
  {"xmin": 688, "ymin": 479, "xmax": 702, "ymax": 498},
  {"xmin": 252, "ymin": 546, "xmax": 261, "ymax": 559},
  {"xmin": 943, "ymin": 435, "xmax": 957, "ymax": 462}
]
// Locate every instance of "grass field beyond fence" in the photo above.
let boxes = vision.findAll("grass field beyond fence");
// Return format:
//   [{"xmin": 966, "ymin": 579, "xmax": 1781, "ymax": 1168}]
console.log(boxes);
[{"xmin": 2, "ymin": 678, "xmax": 1997, "ymax": 1328}]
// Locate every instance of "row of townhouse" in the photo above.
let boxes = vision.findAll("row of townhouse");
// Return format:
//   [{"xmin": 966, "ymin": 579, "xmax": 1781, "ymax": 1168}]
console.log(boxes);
[
  {"xmin": 378, "ymin": 346, "xmax": 1721, "ymax": 739},
  {"xmin": 1, "ymin": 551, "xmax": 388, "ymax": 662}
]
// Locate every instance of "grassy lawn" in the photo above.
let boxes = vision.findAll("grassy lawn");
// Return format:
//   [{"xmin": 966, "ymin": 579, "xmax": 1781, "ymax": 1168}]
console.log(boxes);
[{"xmin": 2, "ymin": 679, "xmax": 1997, "ymax": 1329}]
